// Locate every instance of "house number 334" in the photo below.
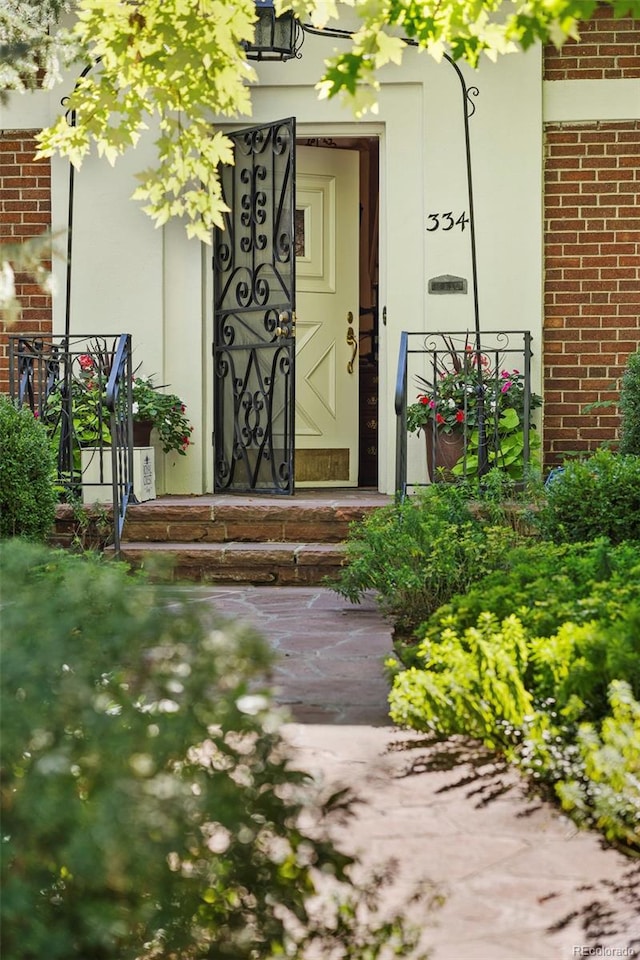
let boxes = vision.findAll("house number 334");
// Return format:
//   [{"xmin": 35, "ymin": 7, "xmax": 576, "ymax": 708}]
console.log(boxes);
[{"xmin": 426, "ymin": 212, "xmax": 470, "ymax": 232}]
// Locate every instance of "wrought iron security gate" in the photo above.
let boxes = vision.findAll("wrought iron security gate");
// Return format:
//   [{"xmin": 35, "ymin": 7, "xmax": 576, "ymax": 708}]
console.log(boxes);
[{"xmin": 213, "ymin": 117, "xmax": 296, "ymax": 493}]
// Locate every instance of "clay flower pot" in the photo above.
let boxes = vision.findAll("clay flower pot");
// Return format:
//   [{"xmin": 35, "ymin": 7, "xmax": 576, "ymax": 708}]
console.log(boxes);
[{"xmin": 425, "ymin": 428, "xmax": 465, "ymax": 482}]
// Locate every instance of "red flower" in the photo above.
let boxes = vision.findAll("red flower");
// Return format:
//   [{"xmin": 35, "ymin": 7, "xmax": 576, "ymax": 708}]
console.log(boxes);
[
  {"xmin": 418, "ymin": 395, "xmax": 429, "ymax": 405},
  {"xmin": 436, "ymin": 413, "xmax": 445, "ymax": 425},
  {"xmin": 78, "ymin": 354, "xmax": 94, "ymax": 371},
  {"xmin": 455, "ymin": 409, "xmax": 465, "ymax": 423}
]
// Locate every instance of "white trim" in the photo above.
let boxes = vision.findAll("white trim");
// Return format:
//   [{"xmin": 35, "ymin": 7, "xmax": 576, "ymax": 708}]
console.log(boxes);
[{"xmin": 543, "ymin": 79, "xmax": 640, "ymax": 123}]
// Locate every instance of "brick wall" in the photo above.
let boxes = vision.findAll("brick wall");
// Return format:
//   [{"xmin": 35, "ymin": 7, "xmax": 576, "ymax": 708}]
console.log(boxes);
[
  {"xmin": 542, "ymin": 10, "xmax": 640, "ymax": 469},
  {"xmin": 0, "ymin": 130, "xmax": 53, "ymax": 395},
  {"xmin": 544, "ymin": 6, "xmax": 640, "ymax": 80}
]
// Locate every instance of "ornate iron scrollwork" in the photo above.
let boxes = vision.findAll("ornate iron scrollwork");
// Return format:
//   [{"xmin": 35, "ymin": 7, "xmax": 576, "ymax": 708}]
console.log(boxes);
[{"xmin": 213, "ymin": 118, "xmax": 296, "ymax": 493}]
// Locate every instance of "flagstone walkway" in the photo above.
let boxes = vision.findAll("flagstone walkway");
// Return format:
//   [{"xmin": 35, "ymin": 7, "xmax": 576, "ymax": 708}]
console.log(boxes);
[{"xmin": 173, "ymin": 584, "xmax": 640, "ymax": 960}]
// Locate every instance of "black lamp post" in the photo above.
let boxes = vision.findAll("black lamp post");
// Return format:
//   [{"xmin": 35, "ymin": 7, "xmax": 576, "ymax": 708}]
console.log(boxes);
[{"xmin": 244, "ymin": 0, "xmax": 303, "ymax": 61}]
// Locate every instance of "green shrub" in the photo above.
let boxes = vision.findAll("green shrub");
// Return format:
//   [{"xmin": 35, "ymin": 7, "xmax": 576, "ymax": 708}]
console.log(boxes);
[
  {"xmin": 332, "ymin": 483, "xmax": 524, "ymax": 635},
  {"xmin": 387, "ymin": 538, "xmax": 640, "ymax": 848},
  {"xmin": 414, "ymin": 539, "xmax": 640, "ymax": 667},
  {"xmin": 619, "ymin": 348, "xmax": 640, "ymax": 455},
  {"xmin": 388, "ymin": 613, "xmax": 534, "ymax": 748},
  {"xmin": 520, "ymin": 681, "xmax": 640, "ymax": 851},
  {"xmin": 0, "ymin": 542, "xmax": 426, "ymax": 960},
  {"xmin": 537, "ymin": 449, "xmax": 640, "ymax": 544},
  {"xmin": 0, "ymin": 396, "xmax": 57, "ymax": 541}
]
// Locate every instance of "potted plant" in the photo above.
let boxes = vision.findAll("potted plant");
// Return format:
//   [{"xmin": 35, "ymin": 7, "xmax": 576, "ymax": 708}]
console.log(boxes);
[
  {"xmin": 131, "ymin": 374, "xmax": 193, "ymax": 455},
  {"xmin": 407, "ymin": 340, "xmax": 542, "ymax": 480},
  {"xmin": 44, "ymin": 354, "xmax": 193, "ymax": 457}
]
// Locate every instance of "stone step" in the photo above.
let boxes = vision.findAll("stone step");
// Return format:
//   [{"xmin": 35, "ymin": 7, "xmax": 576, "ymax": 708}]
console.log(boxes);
[
  {"xmin": 114, "ymin": 540, "xmax": 347, "ymax": 585},
  {"xmin": 120, "ymin": 495, "xmax": 387, "ymax": 545}
]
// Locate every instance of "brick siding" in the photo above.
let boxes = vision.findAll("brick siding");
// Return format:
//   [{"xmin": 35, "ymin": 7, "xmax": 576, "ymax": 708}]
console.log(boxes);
[
  {"xmin": 542, "ymin": 6, "xmax": 640, "ymax": 469},
  {"xmin": 543, "ymin": 6, "xmax": 640, "ymax": 80},
  {"xmin": 0, "ymin": 130, "xmax": 53, "ymax": 395},
  {"xmin": 543, "ymin": 121, "xmax": 640, "ymax": 466}
]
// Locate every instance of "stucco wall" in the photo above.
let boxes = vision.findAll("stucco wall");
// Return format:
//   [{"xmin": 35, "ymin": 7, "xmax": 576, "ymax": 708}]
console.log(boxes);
[{"xmin": 7, "ymin": 12, "xmax": 637, "ymax": 490}]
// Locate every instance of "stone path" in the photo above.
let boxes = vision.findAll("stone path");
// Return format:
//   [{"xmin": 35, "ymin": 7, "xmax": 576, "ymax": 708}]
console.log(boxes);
[{"xmin": 173, "ymin": 585, "xmax": 640, "ymax": 960}]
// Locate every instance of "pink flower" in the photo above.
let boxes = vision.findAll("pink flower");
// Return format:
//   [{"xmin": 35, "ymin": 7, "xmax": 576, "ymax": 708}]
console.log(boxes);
[
  {"xmin": 501, "ymin": 381, "xmax": 512, "ymax": 393},
  {"xmin": 78, "ymin": 354, "xmax": 94, "ymax": 371}
]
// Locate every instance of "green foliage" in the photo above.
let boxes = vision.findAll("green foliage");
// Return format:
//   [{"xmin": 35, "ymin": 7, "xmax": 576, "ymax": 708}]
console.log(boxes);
[
  {"xmin": 418, "ymin": 539, "xmax": 640, "ymax": 660},
  {"xmin": 451, "ymin": 407, "xmax": 542, "ymax": 482},
  {"xmin": 37, "ymin": 0, "xmax": 257, "ymax": 243},
  {"xmin": 288, "ymin": 0, "xmax": 640, "ymax": 115},
  {"xmin": 619, "ymin": 348, "xmax": 640, "ymax": 455},
  {"xmin": 388, "ymin": 538, "xmax": 640, "ymax": 848},
  {"xmin": 0, "ymin": 542, "xmax": 427, "ymax": 960},
  {"xmin": 23, "ymin": 0, "xmax": 639, "ymax": 238},
  {"xmin": 0, "ymin": 395, "xmax": 57, "ymax": 541},
  {"xmin": 521, "ymin": 681, "xmax": 640, "ymax": 850},
  {"xmin": 389, "ymin": 613, "xmax": 534, "ymax": 748},
  {"xmin": 332, "ymin": 484, "xmax": 523, "ymax": 635},
  {"xmin": 0, "ymin": 1, "xmax": 78, "ymax": 102},
  {"xmin": 132, "ymin": 374, "xmax": 193, "ymax": 455},
  {"xmin": 537, "ymin": 449, "xmax": 640, "ymax": 544}
]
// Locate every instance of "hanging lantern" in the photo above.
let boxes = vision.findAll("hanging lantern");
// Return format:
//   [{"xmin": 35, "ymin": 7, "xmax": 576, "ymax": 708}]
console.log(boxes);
[{"xmin": 244, "ymin": 0, "xmax": 303, "ymax": 61}]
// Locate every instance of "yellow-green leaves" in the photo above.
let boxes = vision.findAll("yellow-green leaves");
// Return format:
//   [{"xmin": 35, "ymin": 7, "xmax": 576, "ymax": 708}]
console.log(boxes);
[
  {"xmin": 37, "ymin": 0, "xmax": 258, "ymax": 242},
  {"xmin": 284, "ymin": 0, "xmax": 639, "ymax": 111},
  {"xmin": 32, "ymin": 0, "xmax": 640, "ymax": 236}
]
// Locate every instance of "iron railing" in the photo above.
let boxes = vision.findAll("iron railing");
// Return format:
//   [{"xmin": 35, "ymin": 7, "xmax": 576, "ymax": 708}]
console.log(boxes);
[
  {"xmin": 395, "ymin": 330, "xmax": 539, "ymax": 498},
  {"xmin": 8, "ymin": 333, "xmax": 134, "ymax": 552},
  {"xmin": 105, "ymin": 335, "xmax": 134, "ymax": 553}
]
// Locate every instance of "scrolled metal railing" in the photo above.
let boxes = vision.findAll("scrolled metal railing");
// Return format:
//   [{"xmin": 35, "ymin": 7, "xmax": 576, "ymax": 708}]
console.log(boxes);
[
  {"xmin": 8, "ymin": 333, "xmax": 134, "ymax": 552},
  {"xmin": 394, "ymin": 331, "xmax": 409, "ymax": 497},
  {"xmin": 395, "ymin": 330, "xmax": 540, "ymax": 498},
  {"xmin": 105, "ymin": 334, "xmax": 134, "ymax": 554}
]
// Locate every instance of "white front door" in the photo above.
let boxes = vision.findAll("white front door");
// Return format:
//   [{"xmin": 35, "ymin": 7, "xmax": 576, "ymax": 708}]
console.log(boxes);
[{"xmin": 295, "ymin": 145, "xmax": 360, "ymax": 486}]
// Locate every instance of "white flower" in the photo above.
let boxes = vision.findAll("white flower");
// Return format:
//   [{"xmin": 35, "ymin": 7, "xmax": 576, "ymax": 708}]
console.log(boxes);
[
  {"xmin": 132, "ymin": 401, "xmax": 139, "ymax": 415},
  {"xmin": 236, "ymin": 694, "xmax": 269, "ymax": 716}
]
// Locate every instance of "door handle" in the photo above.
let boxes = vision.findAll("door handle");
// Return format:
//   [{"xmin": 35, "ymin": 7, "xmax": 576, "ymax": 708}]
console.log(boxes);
[
  {"xmin": 276, "ymin": 311, "xmax": 296, "ymax": 339},
  {"xmin": 346, "ymin": 327, "xmax": 358, "ymax": 374}
]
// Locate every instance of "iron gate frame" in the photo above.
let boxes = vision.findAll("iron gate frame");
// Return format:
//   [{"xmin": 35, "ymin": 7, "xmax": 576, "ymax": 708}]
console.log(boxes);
[{"xmin": 212, "ymin": 117, "xmax": 297, "ymax": 494}]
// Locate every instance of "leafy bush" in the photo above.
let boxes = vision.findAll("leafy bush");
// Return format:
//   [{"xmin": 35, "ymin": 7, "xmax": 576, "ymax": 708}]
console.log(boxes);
[
  {"xmin": 389, "ymin": 613, "xmax": 534, "ymax": 748},
  {"xmin": 0, "ymin": 542, "xmax": 427, "ymax": 960},
  {"xmin": 332, "ymin": 483, "xmax": 524, "ymax": 635},
  {"xmin": 520, "ymin": 681, "xmax": 640, "ymax": 851},
  {"xmin": 414, "ymin": 539, "xmax": 640, "ymax": 666},
  {"xmin": 619, "ymin": 348, "xmax": 640, "ymax": 455},
  {"xmin": 537, "ymin": 449, "xmax": 640, "ymax": 544},
  {"xmin": 0, "ymin": 395, "xmax": 57, "ymax": 541},
  {"xmin": 387, "ymin": 540, "xmax": 640, "ymax": 849},
  {"xmin": 561, "ymin": 680, "xmax": 640, "ymax": 846}
]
